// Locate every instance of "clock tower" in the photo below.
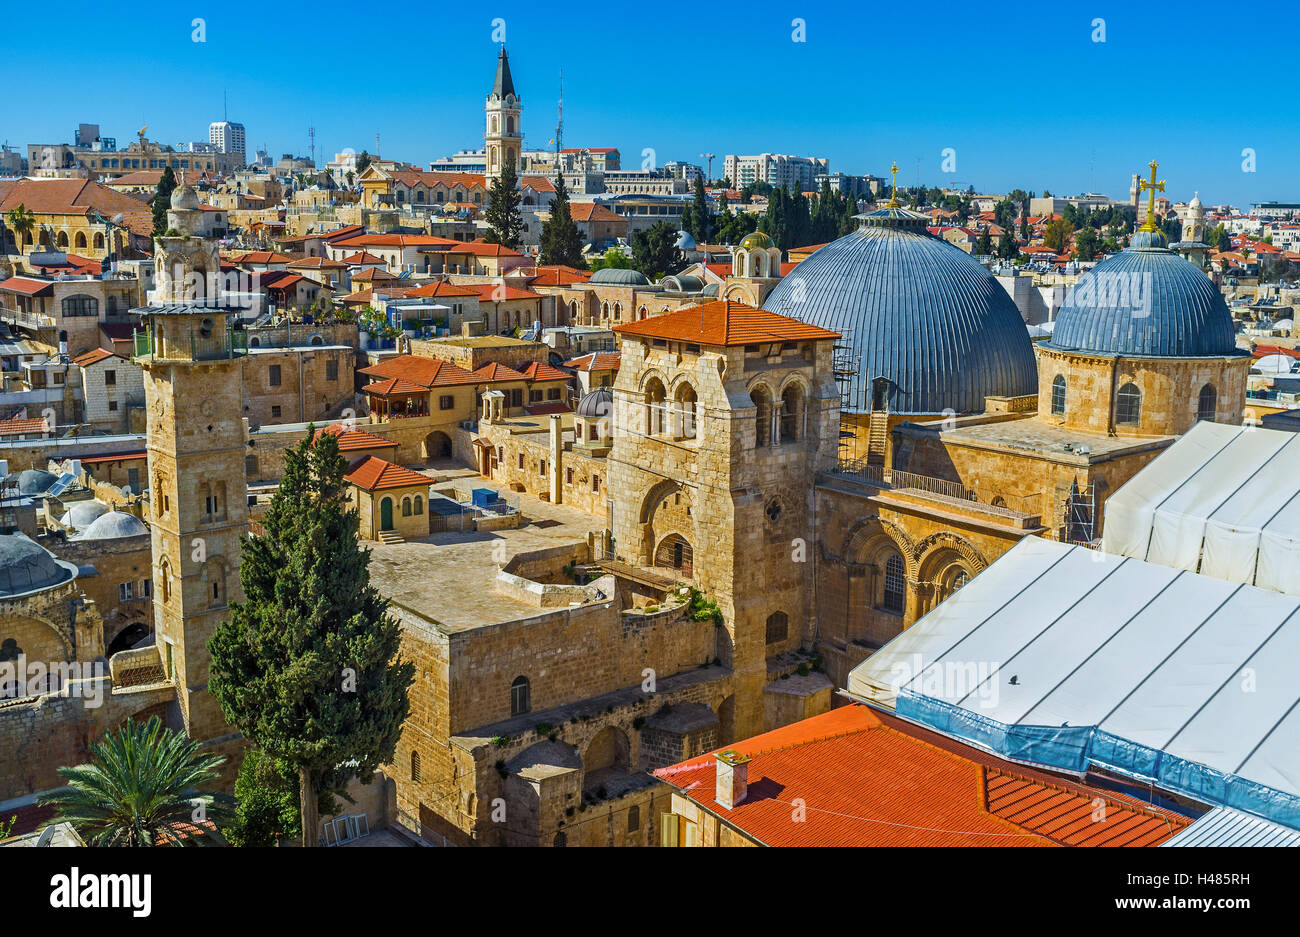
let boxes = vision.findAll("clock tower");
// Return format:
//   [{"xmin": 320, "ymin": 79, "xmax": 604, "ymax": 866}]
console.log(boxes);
[
  {"xmin": 484, "ymin": 47, "xmax": 522, "ymax": 183},
  {"xmin": 135, "ymin": 180, "xmax": 249, "ymax": 745}
]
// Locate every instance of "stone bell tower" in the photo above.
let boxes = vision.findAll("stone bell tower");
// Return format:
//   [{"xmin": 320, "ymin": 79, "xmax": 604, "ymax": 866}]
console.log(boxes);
[
  {"xmin": 485, "ymin": 47, "xmax": 522, "ymax": 184},
  {"xmin": 134, "ymin": 180, "xmax": 248, "ymax": 744}
]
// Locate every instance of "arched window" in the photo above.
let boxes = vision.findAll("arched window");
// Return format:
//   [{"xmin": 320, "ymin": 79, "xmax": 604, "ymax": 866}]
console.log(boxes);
[
  {"xmin": 627, "ymin": 805, "xmax": 640, "ymax": 832},
  {"xmin": 644, "ymin": 377, "xmax": 666, "ymax": 436},
  {"xmin": 410, "ymin": 750, "xmax": 421, "ymax": 782},
  {"xmin": 1116, "ymin": 382, "xmax": 1141, "ymax": 425},
  {"xmin": 882, "ymin": 553, "xmax": 906, "ymax": 614},
  {"xmin": 0, "ymin": 637, "xmax": 22, "ymax": 662},
  {"xmin": 676, "ymin": 383, "xmax": 698, "ymax": 439},
  {"xmin": 765, "ymin": 611, "xmax": 789, "ymax": 644},
  {"xmin": 1050, "ymin": 374, "xmax": 1066, "ymax": 416},
  {"xmin": 752, "ymin": 386, "xmax": 772, "ymax": 447},
  {"xmin": 1197, "ymin": 383, "xmax": 1217, "ymax": 422},
  {"xmin": 402, "ymin": 497, "xmax": 412, "ymax": 517},
  {"xmin": 510, "ymin": 676, "xmax": 530, "ymax": 716},
  {"xmin": 74, "ymin": 231, "xmax": 87, "ymax": 250},
  {"xmin": 613, "ymin": 302, "xmax": 622, "ymax": 321},
  {"xmin": 780, "ymin": 384, "xmax": 804, "ymax": 443},
  {"xmin": 414, "ymin": 496, "xmax": 423, "ymax": 515}
]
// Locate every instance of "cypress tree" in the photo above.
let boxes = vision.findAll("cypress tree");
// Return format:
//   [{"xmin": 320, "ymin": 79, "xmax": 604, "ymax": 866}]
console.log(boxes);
[
  {"xmin": 689, "ymin": 175, "xmax": 712, "ymax": 243},
  {"xmin": 152, "ymin": 166, "xmax": 177, "ymax": 237},
  {"xmin": 484, "ymin": 162, "xmax": 524, "ymax": 249},
  {"xmin": 208, "ymin": 429, "xmax": 414, "ymax": 847},
  {"xmin": 539, "ymin": 172, "xmax": 585, "ymax": 268}
]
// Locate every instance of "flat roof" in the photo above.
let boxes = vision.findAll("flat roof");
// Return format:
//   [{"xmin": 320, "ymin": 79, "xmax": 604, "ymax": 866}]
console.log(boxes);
[{"xmin": 911, "ymin": 414, "xmax": 1174, "ymax": 461}]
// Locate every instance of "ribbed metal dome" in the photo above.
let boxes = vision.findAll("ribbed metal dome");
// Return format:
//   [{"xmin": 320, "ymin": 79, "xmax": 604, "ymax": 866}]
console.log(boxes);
[
  {"xmin": 762, "ymin": 220, "xmax": 1037, "ymax": 414},
  {"xmin": 0, "ymin": 531, "xmax": 75, "ymax": 597},
  {"xmin": 1047, "ymin": 244, "xmax": 1238, "ymax": 357},
  {"xmin": 575, "ymin": 386, "xmax": 613, "ymax": 418},
  {"xmin": 590, "ymin": 267, "xmax": 650, "ymax": 287}
]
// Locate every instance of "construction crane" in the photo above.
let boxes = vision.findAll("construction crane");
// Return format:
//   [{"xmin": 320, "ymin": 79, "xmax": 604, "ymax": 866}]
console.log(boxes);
[{"xmin": 699, "ymin": 152, "xmax": 715, "ymax": 182}]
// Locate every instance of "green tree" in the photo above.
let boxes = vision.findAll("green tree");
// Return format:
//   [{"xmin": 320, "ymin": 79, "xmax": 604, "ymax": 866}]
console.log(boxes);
[
  {"xmin": 5, "ymin": 203, "xmax": 34, "ymax": 252},
  {"xmin": 483, "ymin": 162, "xmax": 524, "ymax": 249},
  {"xmin": 538, "ymin": 172, "xmax": 585, "ymax": 268},
  {"xmin": 631, "ymin": 220, "xmax": 685, "ymax": 279},
  {"xmin": 208, "ymin": 428, "xmax": 414, "ymax": 848},
  {"xmin": 152, "ymin": 166, "xmax": 178, "ymax": 237},
  {"xmin": 356, "ymin": 151, "xmax": 372, "ymax": 174},
  {"xmin": 1043, "ymin": 218, "xmax": 1073, "ymax": 252},
  {"xmin": 37, "ymin": 716, "xmax": 231, "ymax": 847},
  {"xmin": 588, "ymin": 246, "xmax": 634, "ymax": 271},
  {"xmin": 225, "ymin": 748, "xmax": 306, "ymax": 847},
  {"xmin": 976, "ymin": 229, "xmax": 993, "ymax": 255},
  {"xmin": 685, "ymin": 175, "xmax": 712, "ymax": 243},
  {"xmin": 997, "ymin": 230, "xmax": 1020, "ymax": 260},
  {"xmin": 1075, "ymin": 225, "xmax": 1100, "ymax": 261}
]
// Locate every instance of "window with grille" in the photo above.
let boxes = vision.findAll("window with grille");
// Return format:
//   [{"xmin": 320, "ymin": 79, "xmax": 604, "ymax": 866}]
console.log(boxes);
[
  {"xmin": 765, "ymin": 611, "xmax": 789, "ymax": 644},
  {"xmin": 439, "ymin": 395, "xmax": 454, "ymax": 410},
  {"xmin": 269, "ymin": 364, "xmax": 282, "ymax": 386},
  {"xmin": 510, "ymin": 676, "xmax": 530, "ymax": 716},
  {"xmin": 1197, "ymin": 383, "xmax": 1217, "ymax": 422},
  {"xmin": 1050, "ymin": 375, "xmax": 1066, "ymax": 415},
  {"xmin": 1116, "ymin": 383, "xmax": 1141, "ymax": 424},
  {"xmin": 326, "ymin": 359, "xmax": 339, "ymax": 381},
  {"xmin": 882, "ymin": 553, "xmax": 906, "ymax": 614}
]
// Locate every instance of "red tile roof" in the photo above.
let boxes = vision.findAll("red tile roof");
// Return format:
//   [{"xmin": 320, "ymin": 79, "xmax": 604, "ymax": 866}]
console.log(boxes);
[
  {"xmin": 613, "ymin": 300, "xmax": 840, "ymax": 346},
  {"xmin": 518, "ymin": 361, "xmax": 570, "ymax": 382},
  {"xmin": 529, "ymin": 265, "xmax": 591, "ymax": 287},
  {"xmin": 570, "ymin": 202, "xmax": 623, "ymax": 224},
  {"xmin": 0, "ymin": 417, "xmax": 50, "ymax": 437},
  {"xmin": 71, "ymin": 348, "xmax": 119, "ymax": 367},
  {"xmin": 562, "ymin": 352, "xmax": 621, "ymax": 372},
  {"xmin": 0, "ymin": 276, "xmax": 54, "ymax": 297},
  {"xmin": 359, "ymin": 354, "xmax": 480, "ymax": 388},
  {"xmin": 403, "ymin": 281, "xmax": 480, "ymax": 299},
  {"xmin": 472, "ymin": 361, "xmax": 528, "ymax": 382},
  {"xmin": 344, "ymin": 455, "xmax": 432, "ymax": 492},
  {"xmin": 655, "ymin": 705, "xmax": 1192, "ymax": 847},
  {"xmin": 318, "ymin": 424, "xmax": 399, "ymax": 452},
  {"xmin": 341, "ymin": 251, "xmax": 385, "ymax": 264},
  {"xmin": 287, "ymin": 256, "xmax": 346, "ymax": 269},
  {"xmin": 470, "ymin": 282, "xmax": 542, "ymax": 301},
  {"xmin": 363, "ymin": 377, "xmax": 428, "ymax": 396}
]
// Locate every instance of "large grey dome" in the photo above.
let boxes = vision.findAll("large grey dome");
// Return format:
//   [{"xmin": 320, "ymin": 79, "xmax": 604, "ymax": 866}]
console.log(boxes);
[
  {"xmin": 762, "ymin": 213, "xmax": 1038, "ymax": 414},
  {"xmin": 17, "ymin": 470, "xmax": 56, "ymax": 496},
  {"xmin": 1047, "ymin": 241, "xmax": 1239, "ymax": 357},
  {"xmin": 590, "ymin": 267, "xmax": 650, "ymax": 287},
  {"xmin": 0, "ymin": 531, "xmax": 75, "ymax": 596},
  {"xmin": 77, "ymin": 510, "xmax": 148, "ymax": 541}
]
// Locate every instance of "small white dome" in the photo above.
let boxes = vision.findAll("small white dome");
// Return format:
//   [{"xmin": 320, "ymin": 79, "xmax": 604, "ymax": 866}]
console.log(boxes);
[
  {"xmin": 76, "ymin": 510, "xmax": 148, "ymax": 540},
  {"xmin": 60, "ymin": 500, "xmax": 109, "ymax": 529}
]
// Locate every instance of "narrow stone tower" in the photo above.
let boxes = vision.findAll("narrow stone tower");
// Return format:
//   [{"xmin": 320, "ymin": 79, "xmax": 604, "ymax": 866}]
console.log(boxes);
[
  {"xmin": 485, "ymin": 47, "xmax": 522, "ymax": 183},
  {"xmin": 135, "ymin": 181, "xmax": 248, "ymax": 744}
]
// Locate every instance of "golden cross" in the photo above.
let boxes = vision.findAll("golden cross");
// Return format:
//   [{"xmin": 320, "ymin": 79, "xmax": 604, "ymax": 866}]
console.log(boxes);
[
  {"xmin": 888, "ymin": 160, "xmax": 900, "ymax": 207},
  {"xmin": 1138, "ymin": 159, "xmax": 1165, "ymax": 231}
]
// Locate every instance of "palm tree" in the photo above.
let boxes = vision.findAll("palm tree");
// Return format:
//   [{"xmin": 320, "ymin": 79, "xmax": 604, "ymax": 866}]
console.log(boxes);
[
  {"xmin": 6, "ymin": 204, "xmax": 34, "ymax": 252},
  {"xmin": 37, "ymin": 716, "xmax": 233, "ymax": 846}
]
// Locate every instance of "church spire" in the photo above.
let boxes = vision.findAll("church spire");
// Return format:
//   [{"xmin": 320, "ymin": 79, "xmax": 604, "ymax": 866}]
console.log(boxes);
[{"xmin": 493, "ymin": 47, "xmax": 515, "ymax": 99}]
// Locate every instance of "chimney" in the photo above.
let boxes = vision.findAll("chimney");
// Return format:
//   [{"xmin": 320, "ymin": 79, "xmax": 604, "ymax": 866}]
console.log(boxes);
[
  {"xmin": 549, "ymin": 413, "xmax": 563, "ymax": 505},
  {"xmin": 714, "ymin": 750, "xmax": 750, "ymax": 810}
]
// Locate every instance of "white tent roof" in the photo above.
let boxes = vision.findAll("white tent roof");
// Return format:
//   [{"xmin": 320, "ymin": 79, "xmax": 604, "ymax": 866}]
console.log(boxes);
[
  {"xmin": 846, "ymin": 536, "xmax": 1300, "ymax": 828},
  {"xmin": 1101, "ymin": 422, "xmax": 1300, "ymax": 596},
  {"xmin": 1252, "ymin": 353, "xmax": 1298, "ymax": 374}
]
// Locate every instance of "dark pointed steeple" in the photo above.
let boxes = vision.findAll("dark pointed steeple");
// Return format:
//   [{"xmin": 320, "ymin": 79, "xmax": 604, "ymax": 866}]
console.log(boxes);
[{"xmin": 492, "ymin": 47, "xmax": 516, "ymax": 99}]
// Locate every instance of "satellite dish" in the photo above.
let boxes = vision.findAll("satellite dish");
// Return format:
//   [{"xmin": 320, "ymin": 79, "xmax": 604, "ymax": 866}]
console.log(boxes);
[
  {"xmin": 111, "ymin": 213, "xmax": 125, "ymax": 225},
  {"xmin": 35, "ymin": 826, "xmax": 56, "ymax": 847}
]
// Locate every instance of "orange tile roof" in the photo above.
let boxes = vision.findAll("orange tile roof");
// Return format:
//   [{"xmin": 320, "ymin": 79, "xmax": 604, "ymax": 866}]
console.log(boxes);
[
  {"xmin": 530, "ymin": 265, "xmax": 592, "ymax": 287},
  {"xmin": 655, "ymin": 705, "xmax": 1192, "ymax": 847},
  {"xmin": 613, "ymin": 300, "xmax": 840, "ymax": 347},
  {"xmin": 570, "ymin": 202, "xmax": 623, "ymax": 223},
  {"xmin": 469, "ymin": 282, "xmax": 541, "ymax": 301},
  {"xmin": 445, "ymin": 241, "xmax": 525, "ymax": 259},
  {"xmin": 0, "ymin": 417, "xmax": 49, "ymax": 437},
  {"xmin": 403, "ymin": 281, "xmax": 480, "ymax": 299},
  {"xmin": 333, "ymin": 233, "xmax": 458, "ymax": 249},
  {"xmin": 229, "ymin": 250, "xmax": 292, "ymax": 264},
  {"xmin": 0, "ymin": 276, "xmax": 54, "ymax": 297},
  {"xmin": 363, "ymin": 376, "xmax": 428, "ymax": 396},
  {"xmin": 344, "ymin": 455, "xmax": 432, "ymax": 492},
  {"xmin": 518, "ymin": 361, "xmax": 570, "ymax": 382},
  {"xmin": 71, "ymin": 348, "xmax": 119, "ymax": 367},
  {"xmin": 562, "ymin": 352, "xmax": 621, "ymax": 372},
  {"xmin": 288, "ymin": 256, "xmax": 346, "ymax": 269},
  {"xmin": 0, "ymin": 177, "xmax": 153, "ymax": 218},
  {"xmin": 359, "ymin": 354, "xmax": 480, "ymax": 388},
  {"xmin": 341, "ymin": 251, "xmax": 385, "ymax": 264},
  {"xmin": 318, "ymin": 424, "xmax": 399, "ymax": 452},
  {"xmin": 472, "ymin": 361, "xmax": 528, "ymax": 382}
]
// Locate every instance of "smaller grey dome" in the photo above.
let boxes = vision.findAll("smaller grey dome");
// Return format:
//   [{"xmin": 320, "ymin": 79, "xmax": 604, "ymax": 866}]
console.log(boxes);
[
  {"xmin": 170, "ymin": 184, "xmax": 200, "ymax": 211},
  {"xmin": 674, "ymin": 230, "xmax": 697, "ymax": 251},
  {"xmin": 590, "ymin": 267, "xmax": 650, "ymax": 286},
  {"xmin": 77, "ymin": 510, "xmax": 147, "ymax": 541},
  {"xmin": 576, "ymin": 387, "xmax": 613, "ymax": 419},
  {"xmin": 701, "ymin": 282, "xmax": 719, "ymax": 297},
  {"xmin": 60, "ymin": 500, "xmax": 109, "ymax": 529},
  {"xmin": 0, "ymin": 531, "xmax": 74, "ymax": 596},
  {"xmin": 17, "ymin": 469, "xmax": 56, "ymax": 496}
]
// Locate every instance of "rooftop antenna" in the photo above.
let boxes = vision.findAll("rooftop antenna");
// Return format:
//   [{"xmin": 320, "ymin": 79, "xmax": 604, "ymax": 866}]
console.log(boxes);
[
  {"xmin": 555, "ymin": 69, "xmax": 564, "ymax": 159},
  {"xmin": 375, "ymin": 132, "xmax": 381, "ymax": 160},
  {"xmin": 308, "ymin": 124, "xmax": 316, "ymax": 166}
]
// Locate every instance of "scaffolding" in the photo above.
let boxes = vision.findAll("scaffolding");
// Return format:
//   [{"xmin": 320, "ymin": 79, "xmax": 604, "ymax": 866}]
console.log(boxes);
[
  {"xmin": 1065, "ymin": 482, "xmax": 1096, "ymax": 545},
  {"xmin": 831, "ymin": 327, "xmax": 860, "ymax": 465}
]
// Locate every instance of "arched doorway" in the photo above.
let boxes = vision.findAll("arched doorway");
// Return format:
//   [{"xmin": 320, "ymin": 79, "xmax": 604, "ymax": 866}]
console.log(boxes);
[
  {"xmin": 582, "ymin": 725, "xmax": 630, "ymax": 791},
  {"xmin": 425, "ymin": 431, "xmax": 453, "ymax": 460},
  {"xmin": 106, "ymin": 622, "xmax": 151, "ymax": 657},
  {"xmin": 380, "ymin": 497, "xmax": 394, "ymax": 531},
  {"xmin": 655, "ymin": 534, "xmax": 693, "ymax": 576}
]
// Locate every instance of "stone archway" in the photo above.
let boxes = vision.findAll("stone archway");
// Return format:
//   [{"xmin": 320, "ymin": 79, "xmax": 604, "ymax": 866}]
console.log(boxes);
[
  {"xmin": 582, "ymin": 725, "xmax": 631, "ymax": 791},
  {"xmin": 424, "ymin": 431, "xmax": 453, "ymax": 460}
]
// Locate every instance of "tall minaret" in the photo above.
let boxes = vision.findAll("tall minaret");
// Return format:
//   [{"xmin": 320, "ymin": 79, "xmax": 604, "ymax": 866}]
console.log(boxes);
[
  {"xmin": 485, "ymin": 47, "xmax": 522, "ymax": 183},
  {"xmin": 136, "ymin": 180, "xmax": 249, "ymax": 745}
]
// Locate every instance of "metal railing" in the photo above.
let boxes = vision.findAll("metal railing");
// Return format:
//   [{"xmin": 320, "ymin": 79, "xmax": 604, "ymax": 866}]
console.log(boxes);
[
  {"xmin": 392, "ymin": 808, "xmax": 456, "ymax": 847},
  {"xmin": 833, "ymin": 459, "xmax": 977, "ymax": 502}
]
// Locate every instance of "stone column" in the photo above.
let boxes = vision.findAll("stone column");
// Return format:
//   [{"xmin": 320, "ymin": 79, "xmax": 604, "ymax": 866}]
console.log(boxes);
[{"xmin": 549, "ymin": 414, "xmax": 563, "ymax": 504}]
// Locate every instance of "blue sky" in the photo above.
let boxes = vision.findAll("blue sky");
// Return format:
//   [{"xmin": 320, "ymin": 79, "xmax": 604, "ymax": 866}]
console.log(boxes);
[{"xmin": 1, "ymin": 0, "xmax": 1289, "ymax": 207}]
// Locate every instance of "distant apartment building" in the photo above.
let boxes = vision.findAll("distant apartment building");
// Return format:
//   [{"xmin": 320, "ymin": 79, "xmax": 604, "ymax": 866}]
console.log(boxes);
[
  {"xmin": 209, "ymin": 120, "xmax": 247, "ymax": 163},
  {"xmin": 1029, "ymin": 193, "xmax": 1117, "ymax": 217},
  {"xmin": 816, "ymin": 172, "xmax": 880, "ymax": 198},
  {"xmin": 1251, "ymin": 202, "xmax": 1300, "ymax": 220},
  {"xmin": 600, "ymin": 170, "xmax": 688, "ymax": 196},
  {"xmin": 723, "ymin": 153, "xmax": 829, "ymax": 191}
]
